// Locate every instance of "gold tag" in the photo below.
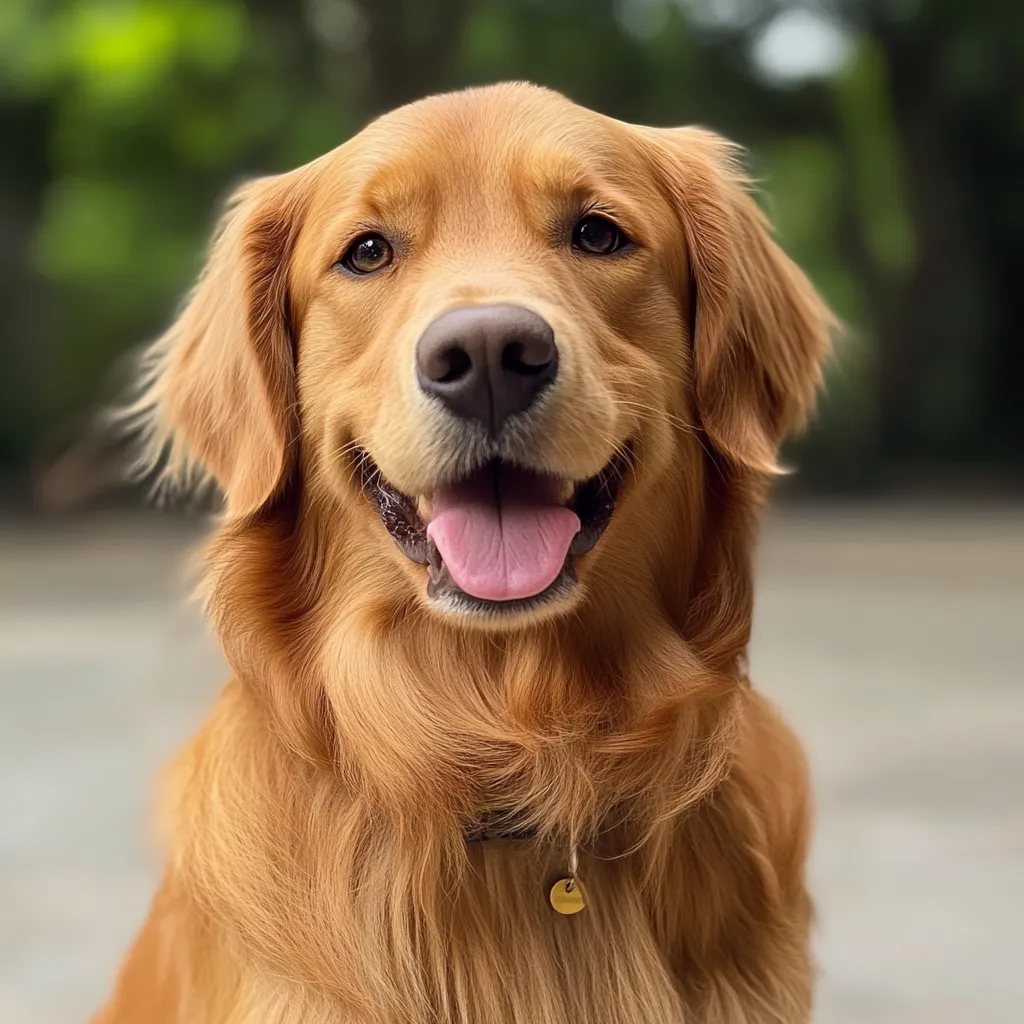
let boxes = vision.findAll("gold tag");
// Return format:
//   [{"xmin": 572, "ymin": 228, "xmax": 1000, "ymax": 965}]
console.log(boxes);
[{"xmin": 549, "ymin": 877, "xmax": 586, "ymax": 915}]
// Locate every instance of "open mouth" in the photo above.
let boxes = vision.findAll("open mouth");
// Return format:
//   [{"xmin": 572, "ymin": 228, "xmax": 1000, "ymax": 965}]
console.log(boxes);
[{"xmin": 356, "ymin": 448, "xmax": 630, "ymax": 613}]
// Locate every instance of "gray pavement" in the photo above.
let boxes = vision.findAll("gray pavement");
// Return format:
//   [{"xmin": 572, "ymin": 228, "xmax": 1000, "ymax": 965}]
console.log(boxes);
[{"xmin": 1, "ymin": 506, "xmax": 1022, "ymax": 1023}]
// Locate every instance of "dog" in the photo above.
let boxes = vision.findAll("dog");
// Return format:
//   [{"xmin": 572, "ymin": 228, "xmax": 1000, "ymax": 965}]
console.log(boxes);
[{"xmin": 96, "ymin": 82, "xmax": 832, "ymax": 1023}]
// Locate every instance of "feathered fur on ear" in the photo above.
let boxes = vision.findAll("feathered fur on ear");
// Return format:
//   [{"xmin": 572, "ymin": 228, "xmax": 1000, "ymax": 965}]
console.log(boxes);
[
  {"xmin": 126, "ymin": 168, "xmax": 316, "ymax": 516},
  {"xmin": 644, "ymin": 127, "xmax": 834, "ymax": 474}
]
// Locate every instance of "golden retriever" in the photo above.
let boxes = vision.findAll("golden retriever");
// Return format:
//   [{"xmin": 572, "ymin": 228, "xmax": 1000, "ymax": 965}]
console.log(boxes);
[{"xmin": 96, "ymin": 83, "xmax": 832, "ymax": 1023}]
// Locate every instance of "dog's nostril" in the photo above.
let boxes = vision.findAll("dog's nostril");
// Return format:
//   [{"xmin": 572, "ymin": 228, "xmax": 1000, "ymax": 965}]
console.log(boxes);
[
  {"xmin": 437, "ymin": 346, "xmax": 472, "ymax": 383},
  {"xmin": 501, "ymin": 340, "xmax": 553, "ymax": 377}
]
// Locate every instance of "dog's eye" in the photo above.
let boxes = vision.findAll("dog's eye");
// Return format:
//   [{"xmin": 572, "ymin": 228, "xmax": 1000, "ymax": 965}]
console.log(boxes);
[
  {"xmin": 341, "ymin": 233, "xmax": 393, "ymax": 274},
  {"xmin": 572, "ymin": 214, "xmax": 627, "ymax": 255}
]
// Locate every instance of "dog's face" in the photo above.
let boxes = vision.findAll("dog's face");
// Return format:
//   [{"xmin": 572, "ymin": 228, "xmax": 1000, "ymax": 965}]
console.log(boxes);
[
  {"xmin": 140, "ymin": 84, "xmax": 830, "ymax": 627},
  {"xmin": 292, "ymin": 90, "xmax": 690, "ymax": 620}
]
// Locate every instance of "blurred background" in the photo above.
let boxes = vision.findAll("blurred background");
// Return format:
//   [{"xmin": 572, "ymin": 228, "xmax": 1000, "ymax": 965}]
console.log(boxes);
[{"xmin": 0, "ymin": 1, "xmax": 1021, "ymax": 1022}]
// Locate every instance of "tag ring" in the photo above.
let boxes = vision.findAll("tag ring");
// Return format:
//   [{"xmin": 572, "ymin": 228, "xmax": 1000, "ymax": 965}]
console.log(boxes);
[{"xmin": 566, "ymin": 844, "xmax": 579, "ymax": 891}]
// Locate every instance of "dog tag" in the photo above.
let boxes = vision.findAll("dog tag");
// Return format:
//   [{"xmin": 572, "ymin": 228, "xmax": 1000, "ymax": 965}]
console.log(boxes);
[{"xmin": 549, "ymin": 877, "xmax": 586, "ymax": 915}]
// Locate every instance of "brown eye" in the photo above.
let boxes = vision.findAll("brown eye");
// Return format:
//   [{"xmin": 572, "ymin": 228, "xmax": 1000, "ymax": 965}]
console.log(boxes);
[
  {"xmin": 341, "ymin": 233, "xmax": 393, "ymax": 274},
  {"xmin": 572, "ymin": 214, "xmax": 627, "ymax": 255}
]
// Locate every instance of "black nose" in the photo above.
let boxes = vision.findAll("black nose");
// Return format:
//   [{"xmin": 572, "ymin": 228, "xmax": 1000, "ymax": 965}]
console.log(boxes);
[{"xmin": 416, "ymin": 304, "xmax": 558, "ymax": 435}]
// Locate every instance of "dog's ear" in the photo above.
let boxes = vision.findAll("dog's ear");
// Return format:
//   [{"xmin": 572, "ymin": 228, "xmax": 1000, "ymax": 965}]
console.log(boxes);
[
  {"xmin": 128, "ymin": 168, "xmax": 316, "ymax": 516},
  {"xmin": 643, "ymin": 127, "xmax": 834, "ymax": 473}
]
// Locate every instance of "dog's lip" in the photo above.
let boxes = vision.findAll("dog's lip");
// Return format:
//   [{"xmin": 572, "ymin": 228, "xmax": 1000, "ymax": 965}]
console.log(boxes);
[
  {"xmin": 354, "ymin": 447, "xmax": 631, "ymax": 602},
  {"xmin": 355, "ymin": 451, "xmax": 431, "ymax": 565}
]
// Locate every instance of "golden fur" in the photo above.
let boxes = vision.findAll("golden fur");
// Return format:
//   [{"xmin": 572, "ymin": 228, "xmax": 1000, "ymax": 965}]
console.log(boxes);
[{"xmin": 97, "ymin": 83, "xmax": 833, "ymax": 1023}]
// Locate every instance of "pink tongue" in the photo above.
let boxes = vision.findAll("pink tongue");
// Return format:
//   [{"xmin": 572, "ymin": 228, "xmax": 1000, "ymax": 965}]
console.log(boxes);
[{"xmin": 426, "ymin": 466, "xmax": 580, "ymax": 602}]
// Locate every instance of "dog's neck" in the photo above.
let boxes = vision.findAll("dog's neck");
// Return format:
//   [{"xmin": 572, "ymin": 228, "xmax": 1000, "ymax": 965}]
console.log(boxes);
[{"xmin": 199, "ymin": 478, "xmax": 757, "ymax": 842}]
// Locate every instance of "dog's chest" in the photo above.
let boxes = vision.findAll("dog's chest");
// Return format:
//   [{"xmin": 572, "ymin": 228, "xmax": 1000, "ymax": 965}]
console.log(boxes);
[
  {"xmin": 418, "ymin": 842, "xmax": 689, "ymax": 1023},
  {"xmin": 240, "ymin": 845, "xmax": 690, "ymax": 1024}
]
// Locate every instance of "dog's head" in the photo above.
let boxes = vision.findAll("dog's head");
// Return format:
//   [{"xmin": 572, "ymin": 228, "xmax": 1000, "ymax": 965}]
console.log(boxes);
[{"xmin": 135, "ymin": 84, "xmax": 831, "ymax": 628}]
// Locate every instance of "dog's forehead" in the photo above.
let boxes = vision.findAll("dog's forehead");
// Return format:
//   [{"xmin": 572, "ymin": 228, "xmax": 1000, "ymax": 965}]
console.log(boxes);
[
  {"xmin": 320, "ymin": 86, "xmax": 644, "ymax": 210},
  {"xmin": 363, "ymin": 85, "xmax": 619, "ymax": 158}
]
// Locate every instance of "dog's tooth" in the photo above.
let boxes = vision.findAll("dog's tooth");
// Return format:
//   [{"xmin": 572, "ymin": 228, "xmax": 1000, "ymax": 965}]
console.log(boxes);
[{"xmin": 427, "ymin": 539, "xmax": 443, "ymax": 572}]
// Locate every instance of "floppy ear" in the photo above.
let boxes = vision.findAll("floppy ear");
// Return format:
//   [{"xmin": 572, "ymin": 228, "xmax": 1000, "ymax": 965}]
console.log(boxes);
[
  {"xmin": 645, "ymin": 127, "xmax": 834, "ymax": 474},
  {"xmin": 128, "ymin": 169, "xmax": 314, "ymax": 516}
]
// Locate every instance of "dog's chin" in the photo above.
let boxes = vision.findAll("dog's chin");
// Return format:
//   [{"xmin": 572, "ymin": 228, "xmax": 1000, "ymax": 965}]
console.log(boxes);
[{"xmin": 354, "ymin": 446, "xmax": 631, "ymax": 624}]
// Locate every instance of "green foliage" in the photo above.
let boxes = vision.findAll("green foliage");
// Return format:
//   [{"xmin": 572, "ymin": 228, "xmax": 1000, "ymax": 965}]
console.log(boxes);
[
  {"xmin": 835, "ymin": 41, "xmax": 915, "ymax": 283},
  {"xmin": 0, "ymin": 0, "xmax": 1020, "ymax": 486}
]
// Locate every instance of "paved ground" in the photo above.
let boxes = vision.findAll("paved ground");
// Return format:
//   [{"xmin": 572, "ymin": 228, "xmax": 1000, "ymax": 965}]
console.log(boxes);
[{"xmin": 1, "ymin": 505, "xmax": 1021, "ymax": 1023}]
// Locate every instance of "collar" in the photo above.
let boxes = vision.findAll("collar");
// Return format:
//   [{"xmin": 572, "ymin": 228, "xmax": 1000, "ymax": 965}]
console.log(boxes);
[{"xmin": 463, "ymin": 809, "xmax": 539, "ymax": 843}]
